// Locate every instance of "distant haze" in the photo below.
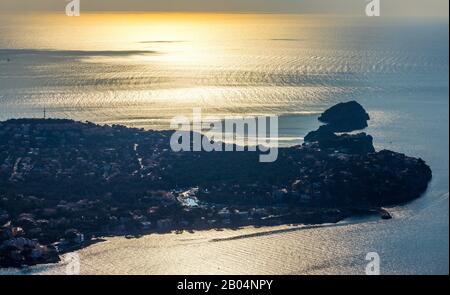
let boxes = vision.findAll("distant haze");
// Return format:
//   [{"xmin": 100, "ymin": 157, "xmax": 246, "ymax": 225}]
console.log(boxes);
[{"xmin": 0, "ymin": 0, "xmax": 449, "ymax": 17}]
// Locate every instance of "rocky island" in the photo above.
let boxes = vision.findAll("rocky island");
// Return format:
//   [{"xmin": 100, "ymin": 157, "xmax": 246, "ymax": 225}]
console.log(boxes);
[{"xmin": 0, "ymin": 102, "xmax": 432, "ymax": 268}]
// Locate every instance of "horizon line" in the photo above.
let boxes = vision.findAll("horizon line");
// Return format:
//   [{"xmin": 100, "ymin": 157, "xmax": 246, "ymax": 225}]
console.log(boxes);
[{"xmin": 0, "ymin": 10, "xmax": 448, "ymax": 19}]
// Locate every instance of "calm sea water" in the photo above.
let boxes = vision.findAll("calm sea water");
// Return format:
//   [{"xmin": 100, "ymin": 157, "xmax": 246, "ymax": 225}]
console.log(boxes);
[{"xmin": 0, "ymin": 13, "xmax": 448, "ymax": 274}]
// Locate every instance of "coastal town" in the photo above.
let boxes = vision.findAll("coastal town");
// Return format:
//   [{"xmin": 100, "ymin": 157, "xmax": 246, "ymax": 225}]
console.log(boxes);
[{"xmin": 0, "ymin": 102, "xmax": 432, "ymax": 268}]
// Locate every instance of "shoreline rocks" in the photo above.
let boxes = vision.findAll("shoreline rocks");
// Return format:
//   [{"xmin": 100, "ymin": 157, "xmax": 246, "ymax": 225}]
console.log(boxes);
[
  {"xmin": 318, "ymin": 100, "xmax": 370, "ymax": 132},
  {"xmin": 305, "ymin": 101, "xmax": 374, "ymax": 154},
  {"xmin": 305, "ymin": 126, "xmax": 375, "ymax": 155},
  {"xmin": 318, "ymin": 133, "xmax": 375, "ymax": 154},
  {"xmin": 0, "ymin": 224, "xmax": 59, "ymax": 267}
]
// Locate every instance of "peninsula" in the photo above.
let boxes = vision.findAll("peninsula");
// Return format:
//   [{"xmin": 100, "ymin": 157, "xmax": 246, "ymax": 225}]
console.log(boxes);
[{"xmin": 0, "ymin": 102, "xmax": 432, "ymax": 267}]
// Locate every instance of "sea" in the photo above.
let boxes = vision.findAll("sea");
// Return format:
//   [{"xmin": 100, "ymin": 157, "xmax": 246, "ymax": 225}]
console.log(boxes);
[{"xmin": 0, "ymin": 13, "xmax": 448, "ymax": 274}]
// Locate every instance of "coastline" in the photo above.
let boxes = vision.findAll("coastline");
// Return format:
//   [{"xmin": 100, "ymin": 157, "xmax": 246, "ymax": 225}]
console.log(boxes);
[{"xmin": 0, "ymin": 102, "xmax": 433, "ymax": 269}]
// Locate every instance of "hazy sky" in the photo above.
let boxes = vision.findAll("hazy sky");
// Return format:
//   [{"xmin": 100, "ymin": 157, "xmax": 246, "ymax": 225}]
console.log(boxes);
[{"xmin": 0, "ymin": 0, "xmax": 449, "ymax": 16}]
